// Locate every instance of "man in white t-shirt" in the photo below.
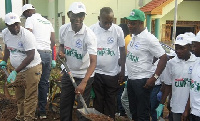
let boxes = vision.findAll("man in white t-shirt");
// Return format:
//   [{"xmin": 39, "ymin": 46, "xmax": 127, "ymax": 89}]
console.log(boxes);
[
  {"xmin": 58, "ymin": 2, "xmax": 97, "ymax": 121},
  {"xmin": 0, "ymin": 12, "xmax": 42, "ymax": 121},
  {"xmin": 22, "ymin": 4, "xmax": 56, "ymax": 119},
  {"xmin": 189, "ymin": 32, "xmax": 200, "ymax": 121},
  {"xmin": 125, "ymin": 9, "xmax": 167, "ymax": 121},
  {"xmin": 90, "ymin": 7, "xmax": 126, "ymax": 119},
  {"xmin": 156, "ymin": 33, "xmax": 197, "ymax": 121}
]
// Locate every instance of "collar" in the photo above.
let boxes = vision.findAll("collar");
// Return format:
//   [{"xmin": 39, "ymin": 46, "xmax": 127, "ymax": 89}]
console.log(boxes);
[
  {"xmin": 174, "ymin": 53, "xmax": 197, "ymax": 63},
  {"xmin": 132, "ymin": 27, "xmax": 148, "ymax": 38},
  {"xmin": 97, "ymin": 22, "xmax": 113, "ymax": 32},
  {"xmin": 69, "ymin": 23, "xmax": 86, "ymax": 35}
]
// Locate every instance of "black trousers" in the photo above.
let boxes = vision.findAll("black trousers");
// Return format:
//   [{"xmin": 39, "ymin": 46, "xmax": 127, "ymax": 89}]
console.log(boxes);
[
  {"xmin": 60, "ymin": 72, "xmax": 93, "ymax": 121},
  {"xmin": 190, "ymin": 114, "xmax": 200, "ymax": 121},
  {"xmin": 93, "ymin": 73, "xmax": 119, "ymax": 119},
  {"xmin": 127, "ymin": 78, "xmax": 152, "ymax": 121}
]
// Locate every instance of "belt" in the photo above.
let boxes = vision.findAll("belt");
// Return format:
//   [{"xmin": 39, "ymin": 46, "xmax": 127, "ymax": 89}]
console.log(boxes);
[{"xmin": 37, "ymin": 50, "xmax": 51, "ymax": 53}]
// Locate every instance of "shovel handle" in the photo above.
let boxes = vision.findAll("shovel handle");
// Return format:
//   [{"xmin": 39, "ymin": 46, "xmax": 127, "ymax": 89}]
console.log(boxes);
[
  {"xmin": 2, "ymin": 68, "xmax": 14, "ymax": 83},
  {"xmin": 57, "ymin": 56, "xmax": 90, "ymax": 114}
]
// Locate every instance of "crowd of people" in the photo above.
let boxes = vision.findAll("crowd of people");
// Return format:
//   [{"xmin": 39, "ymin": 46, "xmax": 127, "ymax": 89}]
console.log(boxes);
[{"xmin": 0, "ymin": 1, "xmax": 200, "ymax": 121}]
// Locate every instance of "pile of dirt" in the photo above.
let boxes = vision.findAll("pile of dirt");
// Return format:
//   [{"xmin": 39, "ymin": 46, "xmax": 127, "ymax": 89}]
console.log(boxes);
[{"xmin": 0, "ymin": 94, "xmax": 17, "ymax": 121}]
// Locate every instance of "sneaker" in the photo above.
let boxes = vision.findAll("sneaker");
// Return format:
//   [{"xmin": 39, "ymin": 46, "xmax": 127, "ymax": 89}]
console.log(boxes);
[{"xmin": 40, "ymin": 114, "xmax": 47, "ymax": 119}]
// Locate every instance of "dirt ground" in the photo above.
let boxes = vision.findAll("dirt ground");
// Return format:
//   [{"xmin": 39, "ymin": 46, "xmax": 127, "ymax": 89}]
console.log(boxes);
[{"xmin": 0, "ymin": 92, "xmax": 170, "ymax": 121}]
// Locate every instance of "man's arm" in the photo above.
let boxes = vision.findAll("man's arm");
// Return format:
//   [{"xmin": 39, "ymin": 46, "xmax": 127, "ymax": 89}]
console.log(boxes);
[
  {"xmin": 26, "ymin": 28, "xmax": 33, "ymax": 32},
  {"xmin": 144, "ymin": 54, "xmax": 167, "ymax": 88},
  {"xmin": 119, "ymin": 46, "xmax": 126, "ymax": 83},
  {"xmin": 75, "ymin": 54, "xmax": 97, "ymax": 94},
  {"xmin": 15, "ymin": 49, "xmax": 35, "ymax": 73}
]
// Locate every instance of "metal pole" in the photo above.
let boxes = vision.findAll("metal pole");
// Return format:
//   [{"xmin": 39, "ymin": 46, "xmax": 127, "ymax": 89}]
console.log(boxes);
[
  {"xmin": 172, "ymin": 0, "xmax": 178, "ymax": 47},
  {"xmin": 5, "ymin": 0, "xmax": 12, "ymax": 14}
]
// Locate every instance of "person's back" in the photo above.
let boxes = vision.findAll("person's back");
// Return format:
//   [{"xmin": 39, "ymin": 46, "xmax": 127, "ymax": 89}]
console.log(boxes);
[{"xmin": 25, "ymin": 13, "xmax": 54, "ymax": 50}]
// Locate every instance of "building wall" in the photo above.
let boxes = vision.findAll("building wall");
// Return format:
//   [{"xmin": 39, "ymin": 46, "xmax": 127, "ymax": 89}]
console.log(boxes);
[
  {"xmin": 65, "ymin": 0, "xmax": 151, "ymax": 26},
  {"xmin": 158, "ymin": 1, "xmax": 200, "ymax": 40}
]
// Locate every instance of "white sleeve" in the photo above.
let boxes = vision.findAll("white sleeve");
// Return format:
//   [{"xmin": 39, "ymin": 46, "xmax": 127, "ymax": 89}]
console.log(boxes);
[
  {"xmin": 117, "ymin": 27, "xmax": 125, "ymax": 47},
  {"xmin": 85, "ymin": 30, "xmax": 97, "ymax": 55},
  {"xmin": 163, "ymin": 62, "xmax": 172, "ymax": 85},
  {"xmin": 23, "ymin": 31, "xmax": 36, "ymax": 51},
  {"xmin": 25, "ymin": 17, "xmax": 34, "ymax": 29},
  {"xmin": 148, "ymin": 36, "xmax": 165, "ymax": 58},
  {"xmin": 59, "ymin": 25, "xmax": 66, "ymax": 45},
  {"xmin": 50, "ymin": 23, "xmax": 55, "ymax": 32}
]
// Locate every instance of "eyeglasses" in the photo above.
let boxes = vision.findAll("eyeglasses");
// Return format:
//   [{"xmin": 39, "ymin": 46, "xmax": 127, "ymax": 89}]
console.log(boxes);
[{"xmin": 69, "ymin": 12, "xmax": 85, "ymax": 19}]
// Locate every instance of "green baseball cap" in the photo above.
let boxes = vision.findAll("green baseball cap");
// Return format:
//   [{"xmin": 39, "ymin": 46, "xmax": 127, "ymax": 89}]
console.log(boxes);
[{"xmin": 125, "ymin": 9, "xmax": 145, "ymax": 21}]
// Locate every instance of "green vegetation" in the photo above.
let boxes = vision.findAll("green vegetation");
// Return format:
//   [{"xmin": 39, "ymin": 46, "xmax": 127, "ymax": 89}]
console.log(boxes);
[{"xmin": 0, "ymin": 18, "xmax": 6, "ymax": 32}]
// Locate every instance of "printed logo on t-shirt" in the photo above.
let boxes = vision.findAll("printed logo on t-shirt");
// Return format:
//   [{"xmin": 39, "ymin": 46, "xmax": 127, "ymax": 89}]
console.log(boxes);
[
  {"xmin": 37, "ymin": 19, "xmax": 50, "ymax": 24},
  {"xmin": 126, "ymin": 51, "xmax": 139, "ymax": 62},
  {"xmin": 64, "ymin": 46, "xmax": 82, "ymax": 60},
  {"xmin": 97, "ymin": 48, "xmax": 115, "ymax": 56},
  {"xmin": 175, "ymin": 78, "xmax": 191, "ymax": 87},
  {"xmin": 134, "ymin": 42, "xmax": 140, "ymax": 50},
  {"xmin": 107, "ymin": 37, "xmax": 114, "ymax": 44},
  {"xmin": 76, "ymin": 39, "xmax": 82, "ymax": 49},
  {"xmin": 190, "ymin": 79, "xmax": 200, "ymax": 92},
  {"xmin": 18, "ymin": 41, "xmax": 23, "ymax": 48},
  {"xmin": 188, "ymin": 66, "xmax": 192, "ymax": 74}
]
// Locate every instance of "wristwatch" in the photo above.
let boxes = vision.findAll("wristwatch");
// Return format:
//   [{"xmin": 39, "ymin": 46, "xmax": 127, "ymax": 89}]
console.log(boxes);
[{"xmin": 154, "ymin": 74, "xmax": 159, "ymax": 80}]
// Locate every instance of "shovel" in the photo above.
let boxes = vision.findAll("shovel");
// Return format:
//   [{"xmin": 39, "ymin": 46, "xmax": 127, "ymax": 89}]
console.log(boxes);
[
  {"xmin": 1, "ymin": 68, "xmax": 11, "ymax": 98},
  {"xmin": 57, "ymin": 56, "xmax": 107, "ymax": 120}
]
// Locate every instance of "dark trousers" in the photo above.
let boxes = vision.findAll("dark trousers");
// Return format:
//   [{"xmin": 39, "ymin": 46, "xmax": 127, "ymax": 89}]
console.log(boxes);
[
  {"xmin": 127, "ymin": 78, "xmax": 152, "ymax": 121},
  {"xmin": 93, "ymin": 73, "xmax": 119, "ymax": 119},
  {"xmin": 190, "ymin": 114, "xmax": 200, "ymax": 121},
  {"xmin": 60, "ymin": 72, "xmax": 93, "ymax": 121}
]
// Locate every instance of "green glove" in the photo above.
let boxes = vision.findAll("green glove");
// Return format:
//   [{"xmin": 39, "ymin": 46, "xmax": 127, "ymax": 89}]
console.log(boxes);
[
  {"xmin": 7, "ymin": 71, "xmax": 17, "ymax": 83},
  {"xmin": 125, "ymin": 81, "xmax": 127, "ymax": 88},
  {"xmin": 156, "ymin": 103, "xmax": 164, "ymax": 119},
  {"xmin": 51, "ymin": 60, "xmax": 56, "ymax": 68},
  {"xmin": 90, "ymin": 88, "xmax": 95, "ymax": 99},
  {"xmin": 0, "ymin": 61, "xmax": 7, "ymax": 69}
]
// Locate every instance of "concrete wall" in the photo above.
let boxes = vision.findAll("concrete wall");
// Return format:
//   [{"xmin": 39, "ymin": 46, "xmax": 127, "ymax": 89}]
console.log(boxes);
[{"xmin": 65, "ymin": 0, "xmax": 151, "ymax": 26}]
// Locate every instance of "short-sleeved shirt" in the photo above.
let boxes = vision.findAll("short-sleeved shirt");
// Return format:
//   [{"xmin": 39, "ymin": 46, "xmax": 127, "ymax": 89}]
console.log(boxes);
[
  {"xmin": 190, "ymin": 58, "xmax": 200, "ymax": 117},
  {"xmin": 59, "ymin": 23, "xmax": 97, "ymax": 78},
  {"xmin": 164, "ymin": 54, "xmax": 197, "ymax": 113},
  {"xmin": 90, "ymin": 22, "xmax": 125, "ymax": 76},
  {"xmin": 2, "ymin": 26, "xmax": 41, "ymax": 72},
  {"xmin": 25, "ymin": 13, "xmax": 54, "ymax": 50},
  {"xmin": 126, "ymin": 28, "xmax": 165, "ymax": 80}
]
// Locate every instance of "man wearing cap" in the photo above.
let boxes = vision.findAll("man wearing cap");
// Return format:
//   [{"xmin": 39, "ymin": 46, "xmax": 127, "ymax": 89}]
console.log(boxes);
[
  {"xmin": 156, "ymin": 33, "xmax": 197, "ymax": 121},
  {"xmin": 90, "ymin": 7, "xmax": 125, "ymax": 119},
  {"xmin": 0, "ymin": 12, "xmax": 42, "ymax": 121},
  {"xmin": 22, "ymin": 4, "xmax": 56, "ymax": 119},
  {"xmin": 58, "ymin": 2, "xmax": 97, "ymax": 121},
  {"xmin": 189, "ymin": 32, "xmax": 200, "ymax": 121},
  {"xmin": 125, "ymin": 9, "xmax": 167, "ymax": 120}
]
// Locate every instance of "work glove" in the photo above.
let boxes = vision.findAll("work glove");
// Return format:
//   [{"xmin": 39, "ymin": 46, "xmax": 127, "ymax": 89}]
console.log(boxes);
[
  {"xmin": 125, "ymin": 81, "xmax": 127, "ymax": 88},
  {"xmin": 0, "ymin": 61, "xmax": 7, "ymax": 69},
  {"xmin": 7, "ymin": 70, "xmax": 17, "ymax": 83},
  {"xmin": 156, "ymin": 104, "xmax": 164, "ymax": 119},
  {"xmin": 51, "ymin": 60, "xmax": 56, "ymax": 68},
  {"xmin": 90, "ymin": 88, "xmax": 95, "ymax": 99}
]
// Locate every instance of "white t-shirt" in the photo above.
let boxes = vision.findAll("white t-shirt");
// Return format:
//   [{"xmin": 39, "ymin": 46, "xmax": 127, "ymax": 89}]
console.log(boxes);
[
  {"xmin": 59, "ymin": 23, "xmax": 97, "ymax": 78},
  {"xmin": 126, "ymin": 28, "xmax": 165, "ymax": 80},
  {"xmin": 90, "ymin": 22, "xmax": 125, "ymax": 76},
  {"xmin": 164, "ymin": 54, "xmax": 197, "ymax": 113},
  {"xmin": 153, "ymin": 59, "xmax": 161, "ymax": 85},
  {"xmin": 190, "ymin": 57, "xmax": 200, "ymax": 117},
  {"xmin": 25, "ymin": 13, "xmax": 54, "ymax": 50},
  {"xmin": 2, "ymin": 26, "xmax": 41, "ymax": 72}
]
